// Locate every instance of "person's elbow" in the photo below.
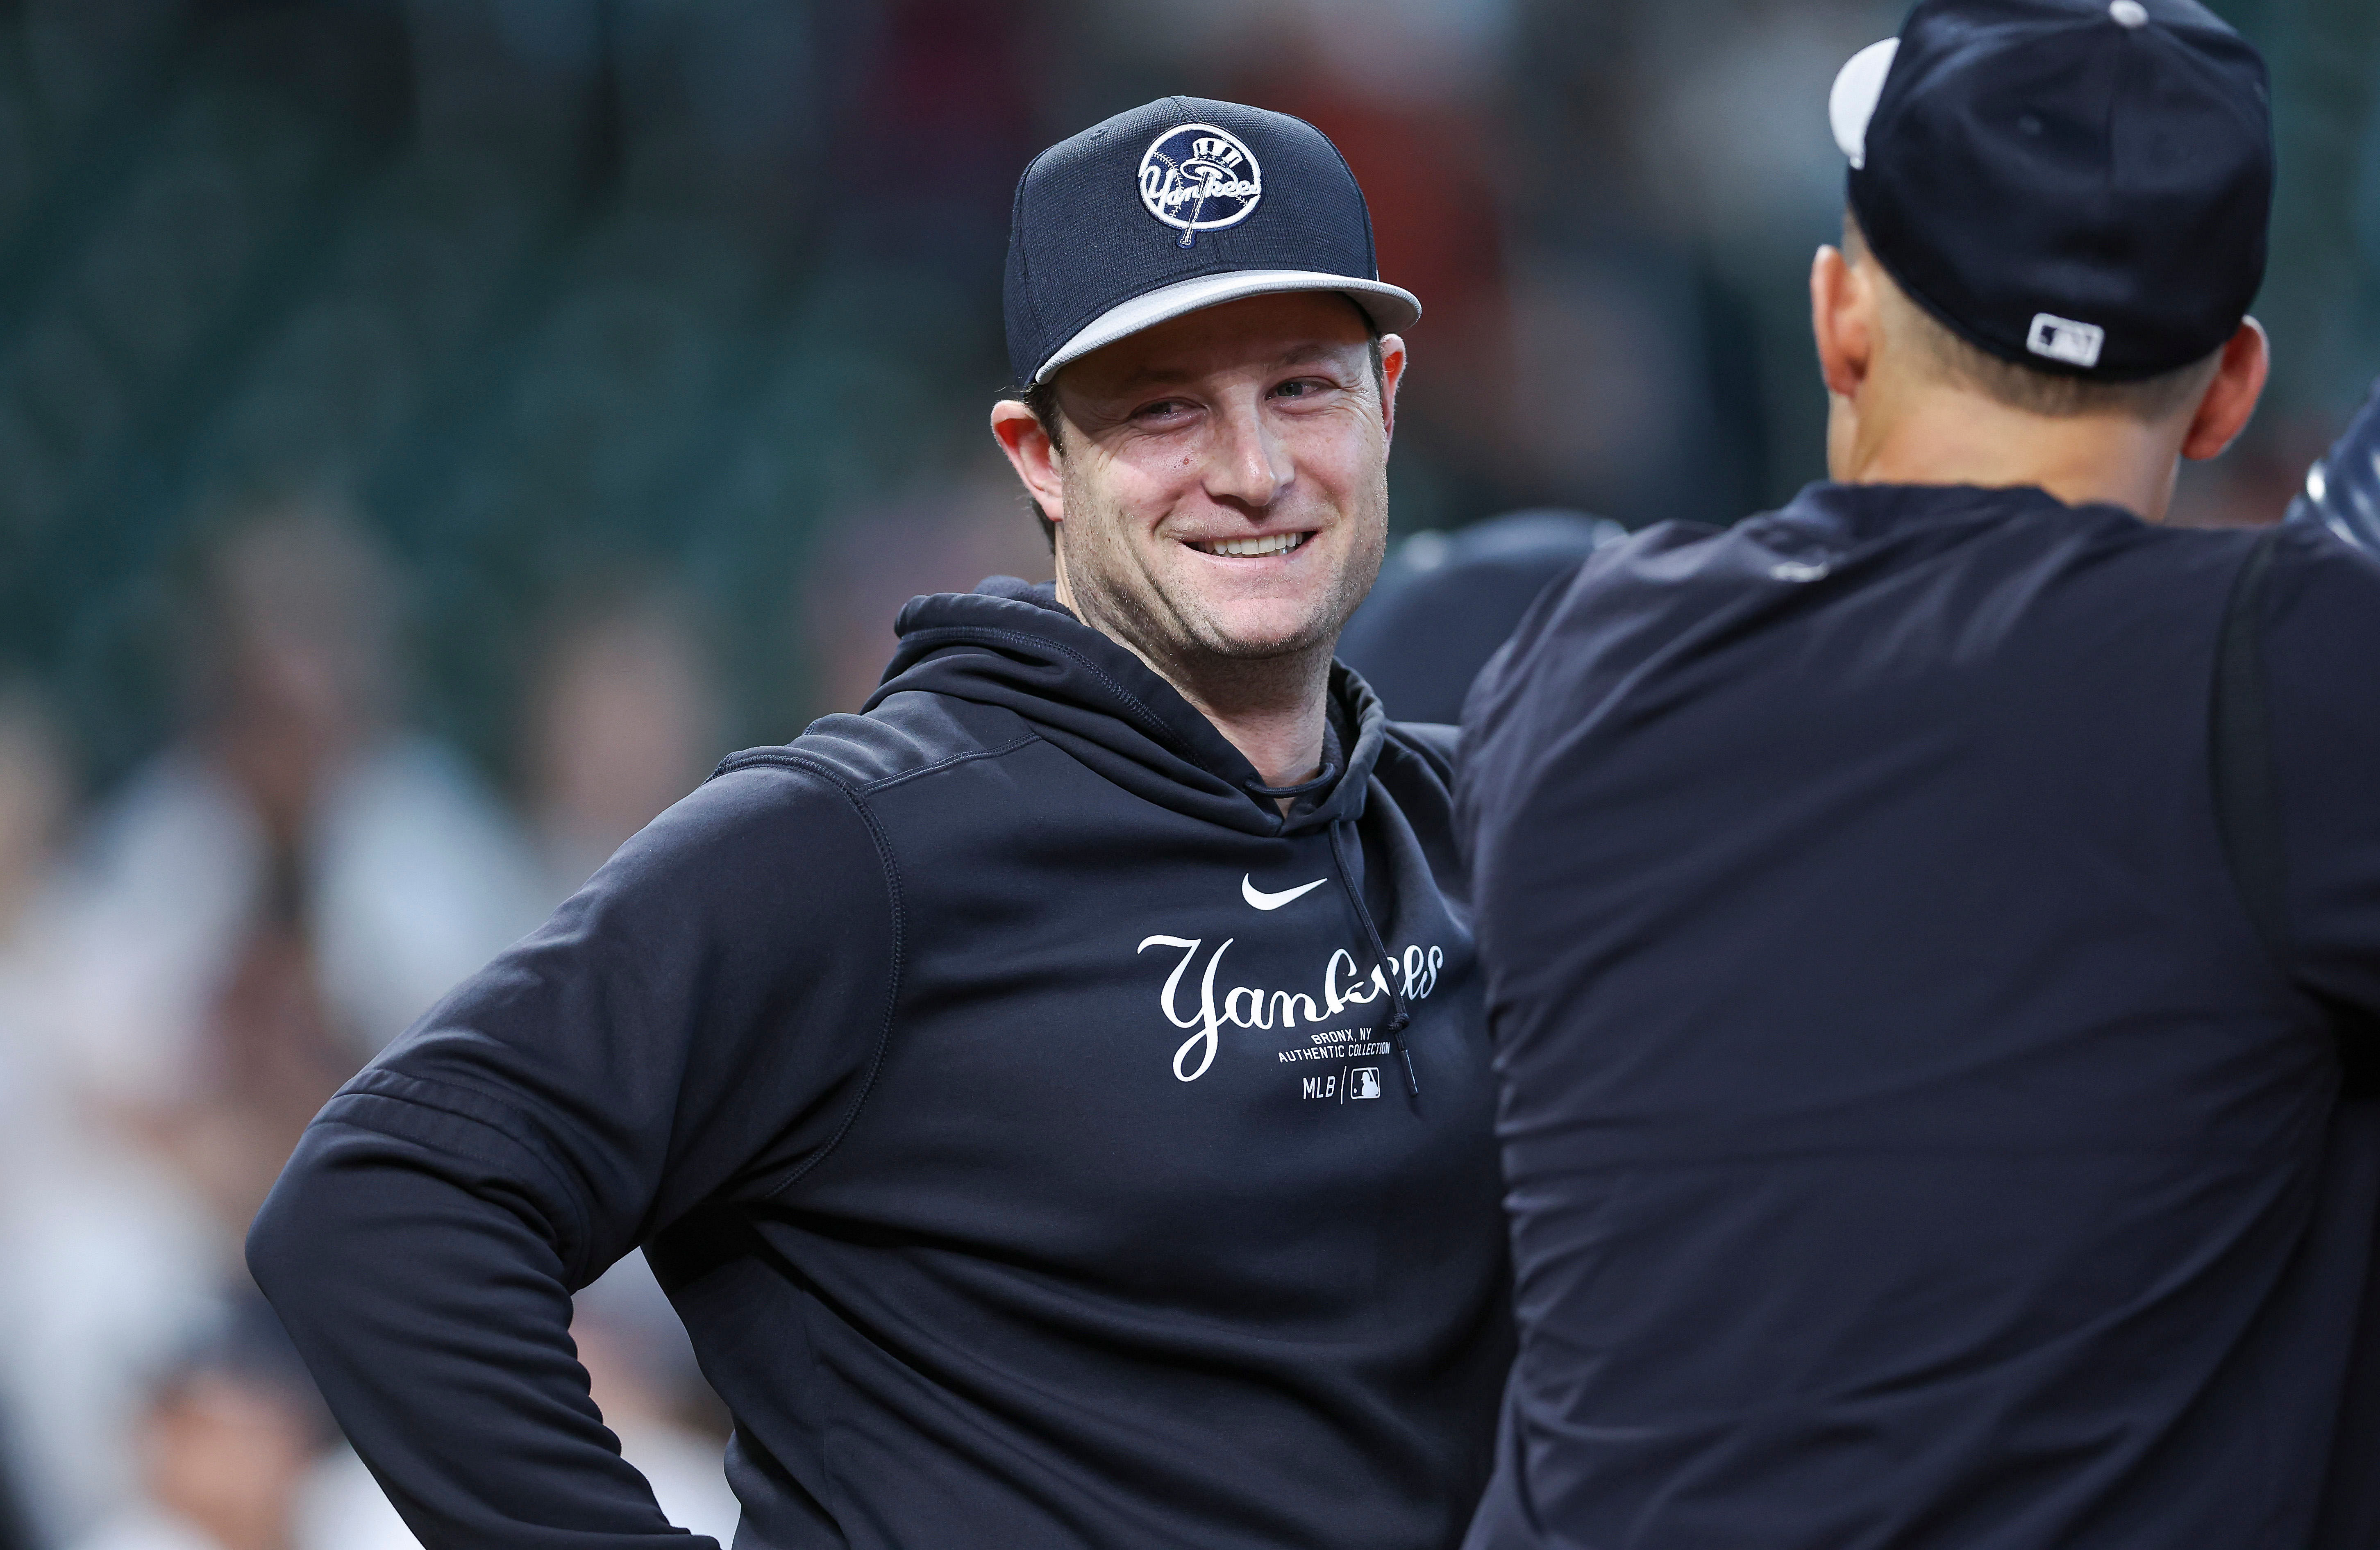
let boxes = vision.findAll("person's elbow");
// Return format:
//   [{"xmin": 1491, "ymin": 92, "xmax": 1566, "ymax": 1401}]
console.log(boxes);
[
  {"xmin": 245, "ymin": 1117, "xmax": 428, "ymax": 1323},
  {"xmin": 245, "ymin": 1122, "xmax": 344, "ymax": 1312}
]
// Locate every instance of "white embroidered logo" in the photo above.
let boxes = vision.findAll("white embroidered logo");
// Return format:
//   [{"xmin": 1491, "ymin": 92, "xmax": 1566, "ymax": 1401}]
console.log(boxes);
[
  {"xmin": 1135, "ymin": 934, "xmax": 1444, "ymax": 1082},
  {"xmin": 1242, "ymin": 875, "xmax": 1327, "ymax": 911},
  {"xmin": 1139, "ymin": 123, "xmax": 1263, "ymax": 249}
]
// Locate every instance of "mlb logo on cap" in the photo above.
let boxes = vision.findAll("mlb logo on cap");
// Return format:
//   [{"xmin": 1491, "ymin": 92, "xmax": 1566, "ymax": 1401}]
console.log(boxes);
[
  {"xmin": 1003, "ymin": 97, "xmax": 1420, "ymax": 389},
  {"xmin": 2028, "ymin": 314, "xmax": 2106, "ymax": 370}
]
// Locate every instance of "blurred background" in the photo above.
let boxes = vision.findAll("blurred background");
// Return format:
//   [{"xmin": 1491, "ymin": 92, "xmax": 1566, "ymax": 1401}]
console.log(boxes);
[{"xmin": 0, "ymin": 0, "xmax": 2370, "ymax": 1543}]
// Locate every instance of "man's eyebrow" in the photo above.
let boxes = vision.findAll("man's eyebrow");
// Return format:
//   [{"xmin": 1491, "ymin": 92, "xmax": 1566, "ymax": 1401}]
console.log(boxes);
[
  {"xmin": 1099, "ymin": 340, "xmax": 1364, "ymax": 395},
  {"xmin": 1272, "ymin": 340, "xmax": 1360, "ymax": 368},
  {"xmin": 1105, "ymin": 365, "xmax": 1197, "ymax": 392}
]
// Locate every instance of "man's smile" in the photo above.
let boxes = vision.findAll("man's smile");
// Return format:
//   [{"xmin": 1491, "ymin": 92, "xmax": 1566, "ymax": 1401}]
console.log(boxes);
[{"xmin": 1185, "ymin": 531, "xmax": 1312, "ymax": 558}]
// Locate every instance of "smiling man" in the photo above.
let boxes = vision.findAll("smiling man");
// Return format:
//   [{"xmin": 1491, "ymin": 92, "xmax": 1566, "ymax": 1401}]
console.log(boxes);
[
  {"xmin": 992, "ymin": 287, "xmax": 1398, "ymax": 804},
  {"xmin": 246, "ymin": 98, "xmax": 1512, "ymax": 1550}
]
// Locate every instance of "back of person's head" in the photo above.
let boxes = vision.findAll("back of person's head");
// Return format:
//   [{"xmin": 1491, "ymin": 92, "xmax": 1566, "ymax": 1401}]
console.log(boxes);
[
  {"xmin": 1842, "ymin": 211, "xmax": 2225, "ymax": 426},
  {"xmin": 1815, "ymin": 0, "xmax": 2274, "ymax": 496}
]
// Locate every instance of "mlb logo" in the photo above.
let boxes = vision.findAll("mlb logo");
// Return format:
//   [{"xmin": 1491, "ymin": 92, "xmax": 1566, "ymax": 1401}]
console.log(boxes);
[
  {"xmin": 1349, "ymin": 1067, "xmax": 1382, "ymax": 1100},
  {"xmin": 2026, "ymin": 312, "xmax": 2105, "ymax": 369}
]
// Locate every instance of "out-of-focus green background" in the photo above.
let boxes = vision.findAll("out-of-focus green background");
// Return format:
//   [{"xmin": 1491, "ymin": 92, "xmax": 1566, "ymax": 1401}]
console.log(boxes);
[
  {"xmin": 0, "ymin": 4, "xmax": 2372, "ymax": 1545},
  {"xmin": 0, "ymin": 0, "xmax": 2370, "ymax": 790}
]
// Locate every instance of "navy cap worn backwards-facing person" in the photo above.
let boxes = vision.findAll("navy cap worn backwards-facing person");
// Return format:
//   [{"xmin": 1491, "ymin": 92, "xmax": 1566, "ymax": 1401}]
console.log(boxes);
[
  {"xmin": 1461, "ymin": 2, "xmax": 2380, "ymax": 1547},
  {"xmin": 246, "ymin": 95, "xmax": 1515, "ymax": 1550}
]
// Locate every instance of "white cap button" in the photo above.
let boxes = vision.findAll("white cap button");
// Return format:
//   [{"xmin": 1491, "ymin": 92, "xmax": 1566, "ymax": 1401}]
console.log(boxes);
[{"xmin": 2110, "ymin": 1, "xmax": 2149, "ymax": 27}]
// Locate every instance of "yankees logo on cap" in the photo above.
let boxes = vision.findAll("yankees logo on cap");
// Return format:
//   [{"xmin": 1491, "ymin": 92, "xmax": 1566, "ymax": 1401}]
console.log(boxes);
[
  {"xmin": 1002, "ymin": 97, "xmax": 1420, "ymax": 387},
  {"xmin": 1140, "ymin": 124, "xmax": 1263, "ymax": 248}
]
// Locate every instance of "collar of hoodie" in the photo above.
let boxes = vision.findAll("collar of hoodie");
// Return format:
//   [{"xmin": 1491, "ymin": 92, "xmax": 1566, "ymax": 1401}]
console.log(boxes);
[{"xmin": 877, "ymin": 578, "xmax": 1385, "ymax": 839}]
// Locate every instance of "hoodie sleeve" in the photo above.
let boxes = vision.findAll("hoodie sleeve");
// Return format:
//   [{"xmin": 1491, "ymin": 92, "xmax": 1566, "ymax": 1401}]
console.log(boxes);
[{"xmin": 247, "ymin": 761, "xmax": 897, "ymax": 1547}]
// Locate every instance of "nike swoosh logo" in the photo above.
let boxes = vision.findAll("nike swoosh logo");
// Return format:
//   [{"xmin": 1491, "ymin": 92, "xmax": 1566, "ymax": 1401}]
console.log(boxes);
[{"xmin": 1243, "ymin": 875, "xmax": 1329, "ymax": 911}]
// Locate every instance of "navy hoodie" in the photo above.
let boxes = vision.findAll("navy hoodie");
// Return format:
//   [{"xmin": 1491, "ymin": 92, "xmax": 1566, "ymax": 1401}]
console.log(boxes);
[
  {"xmin": 1457, "ymin": 485, "xmax": 2380, "ymax": 1549},
  {"xmin": 248, "ymin": 580, "xmax": 1513, "ymax": 1550}
]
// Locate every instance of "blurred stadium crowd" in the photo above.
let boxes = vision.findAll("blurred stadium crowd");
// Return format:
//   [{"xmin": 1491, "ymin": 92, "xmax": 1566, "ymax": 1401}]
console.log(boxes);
[{"xmin": 0, "ymin": 0, "xmax": 2371, "ymax": 1545}]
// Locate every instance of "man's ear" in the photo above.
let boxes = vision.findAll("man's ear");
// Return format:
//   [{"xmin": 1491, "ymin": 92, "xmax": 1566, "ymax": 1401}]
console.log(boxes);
[
  {"xmin": 2180, "ymin": 318, "xmax": 2270, "ymax": 463},
  {"xmin": 990, "ymin": 399, "xmax": 1066, "ymax": 525},
  {"xmin": 1811, "ymin": 245, "xmax": 1878, "ymax": 401},
  {"xmin": 1376, "ymin": 333, "xmax": 1408, "ymax": 445}
]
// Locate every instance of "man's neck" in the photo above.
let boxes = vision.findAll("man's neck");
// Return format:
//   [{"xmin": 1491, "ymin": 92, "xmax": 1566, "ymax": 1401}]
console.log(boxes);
[
  {"xmin": 1161, "ymin": 653, "xmax": 1334, "ymax": 800},
  {"xmin": 1056, "ymin": 577, "xmax": 1333, "ymax": 798},
  {"xmin": 1837, "ymin": 384, "xmax": 2187, "ymax": 522}
]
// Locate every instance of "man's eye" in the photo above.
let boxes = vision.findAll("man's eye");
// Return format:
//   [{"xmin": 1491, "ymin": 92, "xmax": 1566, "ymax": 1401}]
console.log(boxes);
[
  {"xmin": 1272, "ymin": 378, "xmax": 1329, "ymax": 400},
  {"xmin": 1138, "ymin": 400, "xmax": 1191, "ymax": 420}
]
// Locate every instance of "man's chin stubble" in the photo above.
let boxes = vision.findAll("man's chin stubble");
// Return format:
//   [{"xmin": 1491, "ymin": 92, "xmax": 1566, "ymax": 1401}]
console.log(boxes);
[
  {"xmin": 1179, "ymin": 614, "xmax": 1339, "ymax": 662},
  {"xmin": 1088, "ymin": 583, "xmax": 1341, "ymax": 687}
]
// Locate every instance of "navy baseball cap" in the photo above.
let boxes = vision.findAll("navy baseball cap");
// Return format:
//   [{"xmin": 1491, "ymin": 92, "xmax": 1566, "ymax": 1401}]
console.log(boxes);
[
  {"xmin": 1829, "ymin": 0, "xmax": 2271, "ymax": 380},
  {"xmin": 1003, "ymin": 97, "xmax": 1420, "ymax": 387}
]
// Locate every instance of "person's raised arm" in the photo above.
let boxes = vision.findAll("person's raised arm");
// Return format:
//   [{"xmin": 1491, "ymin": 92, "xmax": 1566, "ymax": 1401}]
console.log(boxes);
[{"xmin": 248, "ymin": 762, "xmax": 896, "ymax": 1546}]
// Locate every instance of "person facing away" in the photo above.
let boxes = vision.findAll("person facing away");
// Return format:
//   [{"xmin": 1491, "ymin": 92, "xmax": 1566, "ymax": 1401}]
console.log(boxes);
[
  {"xmin": 1458, "ymin": 2, "xmax": 2380, "ymax": 1545},
  {"xmin": 246, "ymin": 97, "xmax": 1513, "ymax": 1550}
]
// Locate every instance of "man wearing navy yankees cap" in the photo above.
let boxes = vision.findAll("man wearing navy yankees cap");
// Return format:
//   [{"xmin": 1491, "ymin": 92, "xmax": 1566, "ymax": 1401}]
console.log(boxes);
[
  {"xmin": 1461, "ymin": 1, "xmax": 2380, "ymax": 1545},
  {"xmin": 248, "ymin": 96, "xmax": 1513, "ymax": 1549}
]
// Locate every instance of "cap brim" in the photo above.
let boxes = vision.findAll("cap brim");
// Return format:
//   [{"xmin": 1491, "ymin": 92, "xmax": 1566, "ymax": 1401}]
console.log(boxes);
[
  {"xmin": 1034, "ymin": 270, "xmax": 1423, "ymax": 383},
  {"xmin": 1830, "ymin": 36, "xmax": 1899, "ymax": 170}
]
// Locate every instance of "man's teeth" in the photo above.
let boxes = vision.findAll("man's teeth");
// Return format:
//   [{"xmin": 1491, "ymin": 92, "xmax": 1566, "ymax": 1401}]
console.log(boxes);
[{"xmin": 1193, "ymin": 532, "xmax": 1308, "ymax": 557}]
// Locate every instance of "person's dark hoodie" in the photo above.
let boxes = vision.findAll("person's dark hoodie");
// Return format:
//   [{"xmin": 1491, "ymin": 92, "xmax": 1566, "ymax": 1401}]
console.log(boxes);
[
  {"xmin": 1337, "ymin": 512, "xmax": 1624, "ymax": 724},
  {"xmin": 1457, "ymin": 484, "xmax": 2380, "ymax": 1550},
  {"xmin": 247, "ymin": 579, "xmax": 1513, "ymax": 1550}
]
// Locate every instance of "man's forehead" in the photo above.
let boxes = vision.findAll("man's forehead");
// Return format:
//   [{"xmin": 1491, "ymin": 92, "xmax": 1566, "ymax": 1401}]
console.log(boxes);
[{"xmin": 1065, "ymin": 292, "xmax": 1372, "ymax": 392}]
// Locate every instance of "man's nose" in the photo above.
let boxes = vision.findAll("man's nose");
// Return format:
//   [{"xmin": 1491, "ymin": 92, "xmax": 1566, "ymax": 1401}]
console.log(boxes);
[{"xmin": 1202, "ymin": 399, "xmax": 1290, "ymax": 511}]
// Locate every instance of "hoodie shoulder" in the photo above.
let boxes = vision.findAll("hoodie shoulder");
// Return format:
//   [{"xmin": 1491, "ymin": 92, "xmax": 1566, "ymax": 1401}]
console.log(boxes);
[
  {"xmin": 1384, "ymin": 720, "xmax": 1460, "ymax": 780},
  {"xmin": 716, "ymin": 690, "xmax": 1038, "ymax": 795},
  {"xmin": 1369, "ymin": 720, "xmax": 1468, "ymax": 901}
]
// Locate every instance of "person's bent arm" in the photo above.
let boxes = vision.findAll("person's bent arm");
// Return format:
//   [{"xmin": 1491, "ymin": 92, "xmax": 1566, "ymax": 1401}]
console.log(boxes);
[{"xmin": 248, "ymin": 762, "xmax": 896, "ymax": 1546}]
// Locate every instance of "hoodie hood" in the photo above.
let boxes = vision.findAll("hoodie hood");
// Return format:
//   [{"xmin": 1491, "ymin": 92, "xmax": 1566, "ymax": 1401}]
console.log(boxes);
[{"xmin": 874, "ymin": 578, "xmax": 1385, "ymax": 839}]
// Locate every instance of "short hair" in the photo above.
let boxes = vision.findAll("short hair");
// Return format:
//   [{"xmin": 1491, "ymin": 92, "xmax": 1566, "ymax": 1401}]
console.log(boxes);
[
  {"xmin": 1844, "ymin": 211, "xmax": 2221, "ymax": 424},
  {"xmin": 1001, "ymin": 315, "xmax": 1388, "ymax": 553}
]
